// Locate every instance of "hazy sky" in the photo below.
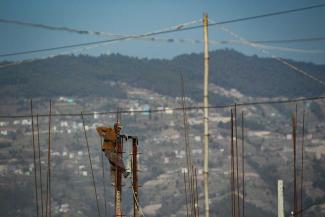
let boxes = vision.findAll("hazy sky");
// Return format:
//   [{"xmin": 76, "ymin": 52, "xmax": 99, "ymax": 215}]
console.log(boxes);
[{"xmin": 1, "ymin": 0, "xmax": 325, "ymax": 64}]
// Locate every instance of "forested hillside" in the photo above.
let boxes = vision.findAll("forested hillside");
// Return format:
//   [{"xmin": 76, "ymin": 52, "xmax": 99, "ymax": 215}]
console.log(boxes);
[{"xmin": 1, "ymin": 49, "xmax": 324, "ymax": 100}]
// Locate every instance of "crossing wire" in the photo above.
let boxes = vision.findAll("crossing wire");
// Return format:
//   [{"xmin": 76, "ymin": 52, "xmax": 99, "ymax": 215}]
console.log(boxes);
[
  {"xmin": 2, "ymin": 18, "xmax": 325, "ymax": 59},
  {"xmin": 131, "ymin": 184, "xmax": 146, "ymax": 217},
  {"xmin": 1, "ymin": 3, "xmax": 325, "ymax": 58},
  {"xmin": 81, "ymin": 112, "xmax": 101, "ymax": 217},
  {"xmin": 0, "ymin": 96, "xmax": 323, "ymax": 119},
  {"xmin": 0, "ymin": 19, "xmax": 200, "ymax": 58},
  {"xmin": 2, "ymin": 35, "xmax": 324, "ymax": 70},
  {"xmin": 0, "ymin": 40, "xmax": 119, "ymax": 69},
  {"xmin": 212, "ymin": 22, "xmax": 325, "ymax": 86},
  {"xmin": 1, "ymin": 35, "xmax": 325, "ymax": 62}
]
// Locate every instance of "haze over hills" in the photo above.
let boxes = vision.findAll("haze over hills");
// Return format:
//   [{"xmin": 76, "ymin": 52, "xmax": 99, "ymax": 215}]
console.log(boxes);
[
  {"xmin": 0, "ymin": 49, "xmax": 325, "ymax": 217},
  {"xmin": 0, "ymin": 49, "xmax": 324, "ymax": 101}
]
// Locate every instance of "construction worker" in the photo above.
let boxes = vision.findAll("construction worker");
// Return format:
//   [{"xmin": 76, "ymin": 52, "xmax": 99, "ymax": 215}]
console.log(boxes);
[{"xmin": 96, "ymin": 122, "xmax": 130, "ymax": 184}]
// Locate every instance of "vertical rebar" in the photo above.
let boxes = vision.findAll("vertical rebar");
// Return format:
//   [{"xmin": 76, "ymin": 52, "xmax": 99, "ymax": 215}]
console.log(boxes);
[
  {"xmin": 30, "ymin": 100, "xmax": 39, "ymax": 217},
  {"xmin": 180, "ymin": 72, "xmax": 194, "ymax": 217},
  {"xmin": 46, "ymin": 100, "xmax": 52, "ymax": 217},
  {"xmin": 192, "ymin": 165, "xmax": 197, "ymax": 217},
  {"xmin": 234, "ymin": 105, "xmax": 240, "ymax": 217},
  {"xmin": 300, "ymin": 109, "xmax": 305, "ymax": 217},
  {"xmin": 195, "ymin": 167, "xmax": 200, "ymax": 217},
  {"xmin": 184, "ymin": 172, "xmax": 189, "ymax": 217},
  {"xmin": 36, "ymin": 114, "xmax": 44, "ymax": 217},
  {"xmin": 100, "ymin": 138, "xmax": 107, "ymax": 217},
  {"xmin": 292, "ymin": 113, "xmax": 297, "ymax": 216},
  {"xmin": 81, "ymin": 112, "xmax": 101, "ymax": 217},
  {"xmin": 241, "ymin": 111, "xmax": 245, "ymax": 217},
  {"xmin": 230, "ymin": 109, "xmax": 235, "ymax": 217}
]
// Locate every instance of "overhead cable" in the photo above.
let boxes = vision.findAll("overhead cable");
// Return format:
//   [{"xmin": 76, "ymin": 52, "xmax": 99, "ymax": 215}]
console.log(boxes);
[
  {"xmin": 0, "ymin": 19, "xmax": 200, "ymax": 58},
  {"xmin": 0, "ymin": 96, "xmax": 323, "ymax": 119},
  {"xmin": 212, "ymin": 21, "xmax": 325, "ymax": 86},
  {"xmin": 1, "ymin": 3, "xmax": 325, "ymax": 58}
]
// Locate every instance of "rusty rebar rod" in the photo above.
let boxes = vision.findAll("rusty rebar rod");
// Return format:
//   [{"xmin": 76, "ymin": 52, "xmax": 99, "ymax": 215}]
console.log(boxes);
[
  {"xmin": 36, "ymin": 114, "xmax": 44, "ymax": 217},
  {"xmin": 234, "ymin": 105, "xmax": 240, "ymax": 217},
  {"xmin": 300, "ymin": 109, "xmax": 305, "ymax": 217},
  {"xmin": 241, "ymin": 111, "xmax": 245, "ymax": 217},
  {"xmin": 292, "ymin": 113, "xmax": 297, "ymax": 216},
  {"xmin": 30, "ymin": 100, "xmax": 39, "ymax": 217},
  {"xmin": 184, "ymin": 172, "xmax": 190, "ymax": 217}
]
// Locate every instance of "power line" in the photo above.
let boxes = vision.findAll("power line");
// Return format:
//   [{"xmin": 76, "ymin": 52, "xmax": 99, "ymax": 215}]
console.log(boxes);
[
  {"xmin": 0, "ymin": 96, "xmax": 323, "ymax": 119},
  {"xmin": 1, "ymin": 3, "xmax": 324, "ymax": 58},
  {"xmin": 251, "ymin": 36, "xmax": 325, "ymax": 44},
  {"xmin": 214, "ymin": 23, "xmax": 325, "ymax": 86},
  {"xmin": 2, "ymin": 36, "xmax": 325, "ymax": 59},
  {"xmin": 0, "ymin": 20, "xmax": 200, "ymax": 58},
  {"xmin": 207, "ymin": 3, "xmax": 325, "ymax": 27},
  {"xmin": 1, "ymin": 37, "xmax": 324, "ymax": 71},
  {"xmin": 0, "ymin": 41, "xmax": 114, "ymax": 69},
  {"xmin": 1, "ymin": 15, "xmax": 325, "ymax": 58},
  {"xmin": 0, "ymin": 18, "xmax": 113, "ymax": 37},
  {"xmin": 0, "ymin": 37, "xmax": 325, "ymax": 61}
]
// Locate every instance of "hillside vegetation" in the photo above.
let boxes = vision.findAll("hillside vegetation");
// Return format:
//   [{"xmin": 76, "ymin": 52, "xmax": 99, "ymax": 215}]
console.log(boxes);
[{"xmin": 1, "ymin": 49, "xmax": 324, "ymax": 100}]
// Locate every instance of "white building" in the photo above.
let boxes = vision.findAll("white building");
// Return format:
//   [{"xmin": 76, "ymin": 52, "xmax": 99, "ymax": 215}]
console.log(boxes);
[
  {"xmin": 0, "ymin": 121, "xmax": 8, "ymax": 126},
  {"xmin": 165, "ymin": 107, "xmax": 173, "ymax": 114},
  {"xmin": 0, "ymin": 130, "xmax": 8, "ymax": 136},
  {"xmin": 21, "ymin": 119, "xmax": 31, "ymax": 125},
  {"xmin": 59, "ymin": 203, "xmax": 70, "ymax": 213},
  {"xmin": 194, "ymin": 136, "xmax": 201, "ymax": 142},
  {"xmin": 60, "ymin": 121, "xmax": 68, "ymax": 127},
  {"xmin": 192, "ymin": 149, "xmax": 202, "ymax": 155}
]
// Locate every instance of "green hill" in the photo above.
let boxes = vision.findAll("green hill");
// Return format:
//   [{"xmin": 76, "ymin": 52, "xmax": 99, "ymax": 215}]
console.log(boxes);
[{"xmin": 1, "ymin": 49, "xmax": 324, "ymax": 100}]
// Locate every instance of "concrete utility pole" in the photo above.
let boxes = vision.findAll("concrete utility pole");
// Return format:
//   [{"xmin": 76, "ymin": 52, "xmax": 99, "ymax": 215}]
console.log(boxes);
[
  {"xmin": 278, "ymin": 180, "xmax": 284, "ymax": 217},
  {"xmin": 203, "ymin": 13, "xmax": 210, "ymax": 217}
]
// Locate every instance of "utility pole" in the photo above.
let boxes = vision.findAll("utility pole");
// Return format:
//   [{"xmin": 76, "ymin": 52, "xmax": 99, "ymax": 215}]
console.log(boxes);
[
  {"xmin": 278, "ymin": 180, "xmax": 284, "ymax": 217},
  {"xmin": 203, "ymin": 12, "xmax": 210, "ymax": 217},
  {"xmin": 131, "ymin": 137, "xmax": 140, "ymax": 217},
  {"xmin": 97, "ymin": 122, "xmax": 141, "ymax": 217},
  {"xmin": 115, "ymin": 135, "xmax": 123, "ymax": 217}
]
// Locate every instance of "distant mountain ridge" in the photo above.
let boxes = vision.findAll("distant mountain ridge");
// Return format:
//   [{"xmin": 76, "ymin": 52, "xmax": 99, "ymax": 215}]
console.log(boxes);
[{"xmin": 0, "ymin": 49, "xmax": 324, "ymax": 100}]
